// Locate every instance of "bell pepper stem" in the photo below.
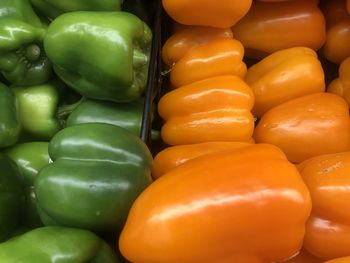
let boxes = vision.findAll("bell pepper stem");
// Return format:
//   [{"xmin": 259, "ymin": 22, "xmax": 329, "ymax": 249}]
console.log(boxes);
[
  {"xmin": 25, "ymin": 44, "xmax": 41, "ymax": 62},
  {"xmin": 57, "ymin": 97, "xmax": 85, "ymax": 127}
]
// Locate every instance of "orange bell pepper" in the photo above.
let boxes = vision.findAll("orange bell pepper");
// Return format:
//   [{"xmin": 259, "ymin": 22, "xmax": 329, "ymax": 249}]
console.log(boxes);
[
  {"xmin": 348, "ymin": 0, "xmax": 350, "ymax": 14},
  {"xmin": 162, "ymin": 26, "xmax": 233, "ymax": 66},
  {"xmin": 254, "ymin": 93, "xmax": 350, "ymax": 163},
  {"xmin": 326, "ymin": 257, "xmax": 350, "ymax": 263},
  {"xmin": 298, "ymin": 152, "xmax": 350, "ymax": 260},
  {"xmin": 119, "ymin": 144, "xmax": 312, "ymax": 263},
  {"xmin": 162, "ymin": 0, "xmax": 252, "ymax": 28},
  {"xmin": 328, "ymin": 57, "xmax": 350, "ymax": 105},
  {"xmin": 245, "ymin": 47, "xmax": 325, "ymax": 117},
  {"xmin": 283, "ymin": 249, "xmax": 321, "ymax": 263},
  {"xmin": 170, "ymin": 38, "xmax": 247, "ymax": 88},
  {"xmin": 152, "ymin": 141, "xmax": 253, "ymax": 179},
  {"xmin": 232, "ymin": 0, "xmax": 326, "ymax": 59},
  {"xmin": 321, "ymin": 0, "xmax": 349, "ymax": 29},
  {"xmin": 159, "ymin": 75, "xmax": 255, "ymax": 145}
]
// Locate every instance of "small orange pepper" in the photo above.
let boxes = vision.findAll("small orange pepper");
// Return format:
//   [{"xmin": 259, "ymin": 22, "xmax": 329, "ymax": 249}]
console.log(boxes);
[
  {"xmin": 328, "ymin": 57, "xmax": 350, "ymax": 105},
  {"xmin": 246, "ymin": 47, "xmax": 325, "ymax": 117},
  {"xmin": 159, "ymin": 75, "xmax": 255, "ymax": 145},
  {"xmin": 233, "ymin": 0, "xmax": 326, "ymax": 59},
  {"xmin": 254, "ymin": 93, "xmax": 350, "ymax": 163},
  {"xmin": 170, "ymin": 39, "xmax": 247, "ymax": 88},
  {"xmin": 119, "ymin": 144, "xmax": 311, "ymax": 263},
  {"xmin": 298, "ymin": 152, "xmax": 350, "ymax": 260},
  {"xmin": 152, "ymin": 141, "xmax": 253, "ymax": 179},
  {"xmin": 162, "ymin": 0, "xmax": 252, "ymax": 28},
  {"xmin": 284, "ymin": 249, "xmax": 321, "ymax": 263},
  {"xmin": 162, "ymin": 26, "xmax": 233, "ymax": 66}
]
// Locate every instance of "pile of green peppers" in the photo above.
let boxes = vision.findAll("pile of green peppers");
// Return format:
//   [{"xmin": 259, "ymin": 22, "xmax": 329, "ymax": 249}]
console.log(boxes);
[{"xmin": 0, "ymin": 0, "xmax": 156, "ymax": 261}]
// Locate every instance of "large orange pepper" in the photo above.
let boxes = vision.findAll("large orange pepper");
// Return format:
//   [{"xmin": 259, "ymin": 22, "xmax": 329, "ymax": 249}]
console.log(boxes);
[
  {"xmin": 162, "ymin": 0, "xmax": 252, "ymax": 29},
  {"xmin": 119, "ymin": 144, "xmax": 312, "ymax": 263},
  {"xmin": 245, "ymin": 47, "xmax": 325, "ymax": 117},
  {"xmin": 170, "ymin": 38, "xmax": 247, "ymax": 88},
  {"xmin": 328, "ymin": 57, "xmax": 350, "ymax": 105},
  {"xmin": 162, "ymin": 26, "xmax": 233, "ymax": 66},
  {"xmin": 254, "ymin": 93, "xmax": 350, "ymax": 163},
  {"xmin": 326, "ymin": 257, "xmax": 350, "ymax": 263},
  {"xmin": 284, "ymin": 249, "xmax": 321, "ymax": 263},
  {"xmin": 298, "ymin": 152, "xmax": 350, "ymax": 260},
  {"xmin": 232, "ymin": 0, "xmax": 326, "ymax": 59},
  {"xmin": 159, "ymin": 75, "xmax": 255, "ymax": 145},
  {"xmin": 321, "ymin": 0, "xmax": 349, "ymax": 29},
  {"xmin": 152, "ymin": 141, "xmax": 253, "ymax": 179}
]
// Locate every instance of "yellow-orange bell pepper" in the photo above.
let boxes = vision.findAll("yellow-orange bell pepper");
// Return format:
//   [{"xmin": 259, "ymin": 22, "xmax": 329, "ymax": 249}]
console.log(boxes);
[
  {"xmin": 232, "ymin": 0, "xmax": 326, "ymax": 59},
  {"xmin": 152, "ymin": 141, "xmax": 253, "ymax": 179},
  {"xmin": 159, "ymin": 75, "xmax": 255, "ymax": 145},
  {"xmin": 254, "ymin": 93, "xmax": 350, "ymax": 163},
  {"xmin": 119, "ymin": 144, "xmax": 312, "ymax": 263},
  {"xmin": 246, "ymin": 47, "xmax": 325, "ymax": 117},
  {"xmin": 162, "ymin": 26, "xmax": 233, "ymax": 66},
  {"xmin": 298, "ymin": 152, "xmax": 350, "ymax": 260},
  {"xmin": 284, "ymin": 249, "xmax": 321, "ymax": 263},
  {"xmin": 328, "ymin": 57, "xmax": 350, "ymax": 105},
  {"xmin": 162, "ymin": 0, "xmax": 252, "ymax": 28},
  {"xmin": 170, "ymin": 38, "xmax": 247, "ymax": 87},
  {"xmin": 326, "ymin": 257, "xmax": 350, "ymax": 263}
]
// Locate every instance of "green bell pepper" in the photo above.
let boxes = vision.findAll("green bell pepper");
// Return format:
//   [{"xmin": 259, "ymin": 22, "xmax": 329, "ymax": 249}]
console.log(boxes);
[
  {"xmin": 0, "ymin": 153, "xmax": 25, "ymax": 242},
  {"xmin": 0, "ymin": 0, "xmax": 52, "ymax": 86},
  {"xmin": 44, "ymin": 11, "xmax": 152, "ymax": 102},
  {"xmin": 0, "ymin": 227, "xmax": 119, "ymax": 262},
  {"xmin": 0, "ymin": 83, "xmax": 20, "ymax": 148},
  {"xmin": 35, "ymin": 123, "xmax": 153, "ymax": 232},
  {"xmin": 5, "ymin": 142, "xmax": 50, "ymax": 228},
  {"xmin": 30, "ymin": 0, "xmax": 122, "ymax": 19}
]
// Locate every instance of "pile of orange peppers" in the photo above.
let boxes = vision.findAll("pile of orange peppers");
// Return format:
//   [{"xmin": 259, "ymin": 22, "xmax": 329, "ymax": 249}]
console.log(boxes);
[{"xmin": 118, "ymin": 0, "xmax": 350, "ymax": 262}]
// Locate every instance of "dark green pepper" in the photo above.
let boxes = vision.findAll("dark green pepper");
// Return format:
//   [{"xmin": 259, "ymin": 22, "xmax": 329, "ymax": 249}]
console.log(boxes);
[
  {"xmin": 0, "ymin": 153, "xmax": 25, "ymax": 242},
  {"xmin": 0, "ymin": 0, "xmax": 52, "ymax": 86},
  {"xmin": 0, "ymin": 227, "xmax": 119, "ymax": 262},
  {"xmin": 5, "ymin": 142, "xmax": 50, "ymax": 228},
  {"xmin": 35, "ymin": 123, "xmax": 153, "ymax": 232},
  {"xmin": 0, "ymin": 83, "xmax": 20, "ymax": 148},
  {"xmin": 30, "ymin": 0, "xmax": 122, "ymax": 19},
  {"xmin": 44, "ymin": 11, "xmax": 152, "ymax": 102}
]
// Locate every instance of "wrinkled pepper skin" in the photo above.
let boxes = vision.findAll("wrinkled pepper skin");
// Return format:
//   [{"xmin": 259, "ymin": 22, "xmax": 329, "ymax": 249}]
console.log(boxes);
[
  {"xmin": 30, "ymin": 0, "xmax": 122, "ymax": 19},
  {"xmin": 284, "ymin": 249, "xmax": 321, "ymax": 263},
  {"xmin": 255, "ymin": 93, "xmax": 350, "ymax": 163},
  {"xmin": 233, "ymin": 0, "xmax": 326, "ymax": 59},
  {"xmin": 326, "ymin": 257, "xmax": 350, "ymax": 263},
  {"xmin": 35, "ymin": 123, "xmax": 153, "ymax": 232},
  {"xmin": 0, "ymin": 227, "xmax": 119, "ymax": 262},
  {"xmin": 298, "ymin": 152, "xmax": 350, "ymax": 260},
  {"xmin": 5, "ymin": 142, "xmax": 49, "ymax": 228},
  {"xmin": 13, "ymin": 84, "xmax": 62, "ymax": 140},
  {"xmin": 246, "ymin": 47, "xmax": 325, "ymax": 117},
  {"xmin": 44, "ymin": 12, "xmax": 152, "ymax": 102},
  {"xmin": 162, "ymin": 26, "xmax": 233, "ymax": 66},
  {"xmin": 0, "ymin": 83, "xmax": 20, "ymax": 148},
  {"xmin": 119, "ymin": 144, "xmax": 312, "ymax": 263},
  {"xmin": 0, "ymin": 0, "xmax": 52, "ymax": 86},
  {"xmin": 152, "ymin": 142, "xmax": 253, "ymax": 179},
  {"xmin": 328, "ymin": 57, "xmax": 350, "ymax": 105},
  {"xmin": 162, "ymin": 0, "xmax": 252, "ymax": 28},
  {"xmin": 170, "ymin": 39, "xmax": 247, "ymax": 88},
  {"xmin": 0, "ymin": 153, "xmax": 24, "ymax": 242},
  {"xmin": 159, "ymin": 75, "xmax": 255, "ymax": 145}
]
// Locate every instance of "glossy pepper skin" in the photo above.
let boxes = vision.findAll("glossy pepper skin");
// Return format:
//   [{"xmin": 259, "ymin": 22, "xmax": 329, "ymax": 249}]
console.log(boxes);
[
  {"xmin": 162, "ymin": 26, "xmax": 233, "ymax": 66},
  {"xmin": 233, "ymin": 0, "xmax": 326, "ymax": 59},
  {"xmin": 299, "ymin": 152, "xmax": 350, "ymax": 260},
  {"xmin": 0, "ymin": 83, "xmax": 20, "ymax": 148},
  {"xmin": 152, "ymin": 142, "xmax": 253, "ymax": 179},
  {"xmin": 326, "ymin": 257, "xmax": 350, "ymax": 263},
  {"xmin": 255, "ymin": 93, "xmax": 350, "ymax": 163},
  {"xmin": 159, "ymin": 75, "xmax": 255, "ymax": 145},
  {"xmin": 284, "ymin": 249, "xmax": 321, "ymax": 263},
  {"xmin": 30, "ymin": 0, "xmax": 122, "ymax": 19},
  {"xmin": 44, "ymin": 11, "xmax": 152, "ymax": 103},
  {"xmin": 5, "ymin": 142, "xmax": 49, "ymax": 228},
  {"xmin": 0, "ymin": 227, "xmax": 119, "ymax": 262},
  {"xmin": 328, "ymin": 57, "xmax": 350, "ymax": 105},
  {"xmin": 0, "ymin": 0, "xmax": 52, "ymax": 86},
  {"xmin": 0, "ymin": 153, "xmax": 24, "ymax": 242},
  {"xmin": 162, "ymin": 0, "xmax": 252, "ymax": 28},
  {"xmin": 119, "ymin": 144, "xmax": 312, "ymax": 263},
  {"xmin": 170, "ymin": 39, "xmax": 247, "ymax": 88},
  {"xmin": 246, "ymin": 47, "xmax": 325, "ymax": 117},
  {"xmin": 35, "ymin": 123, "xmax": 153, "ymax": 232}
]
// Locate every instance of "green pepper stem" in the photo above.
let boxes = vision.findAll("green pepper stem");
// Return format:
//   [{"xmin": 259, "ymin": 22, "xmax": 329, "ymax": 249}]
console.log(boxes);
[
  {"xmin": 57, "ymin": 98, "xmax": 85, "ymax": 127},
  {"xmin": 133, "ymin": 49, "xmax": 148, "ymax": 68},
  {"xmin": 25, "ymin": 44, "xmax": 41, "ymax": 62}
]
